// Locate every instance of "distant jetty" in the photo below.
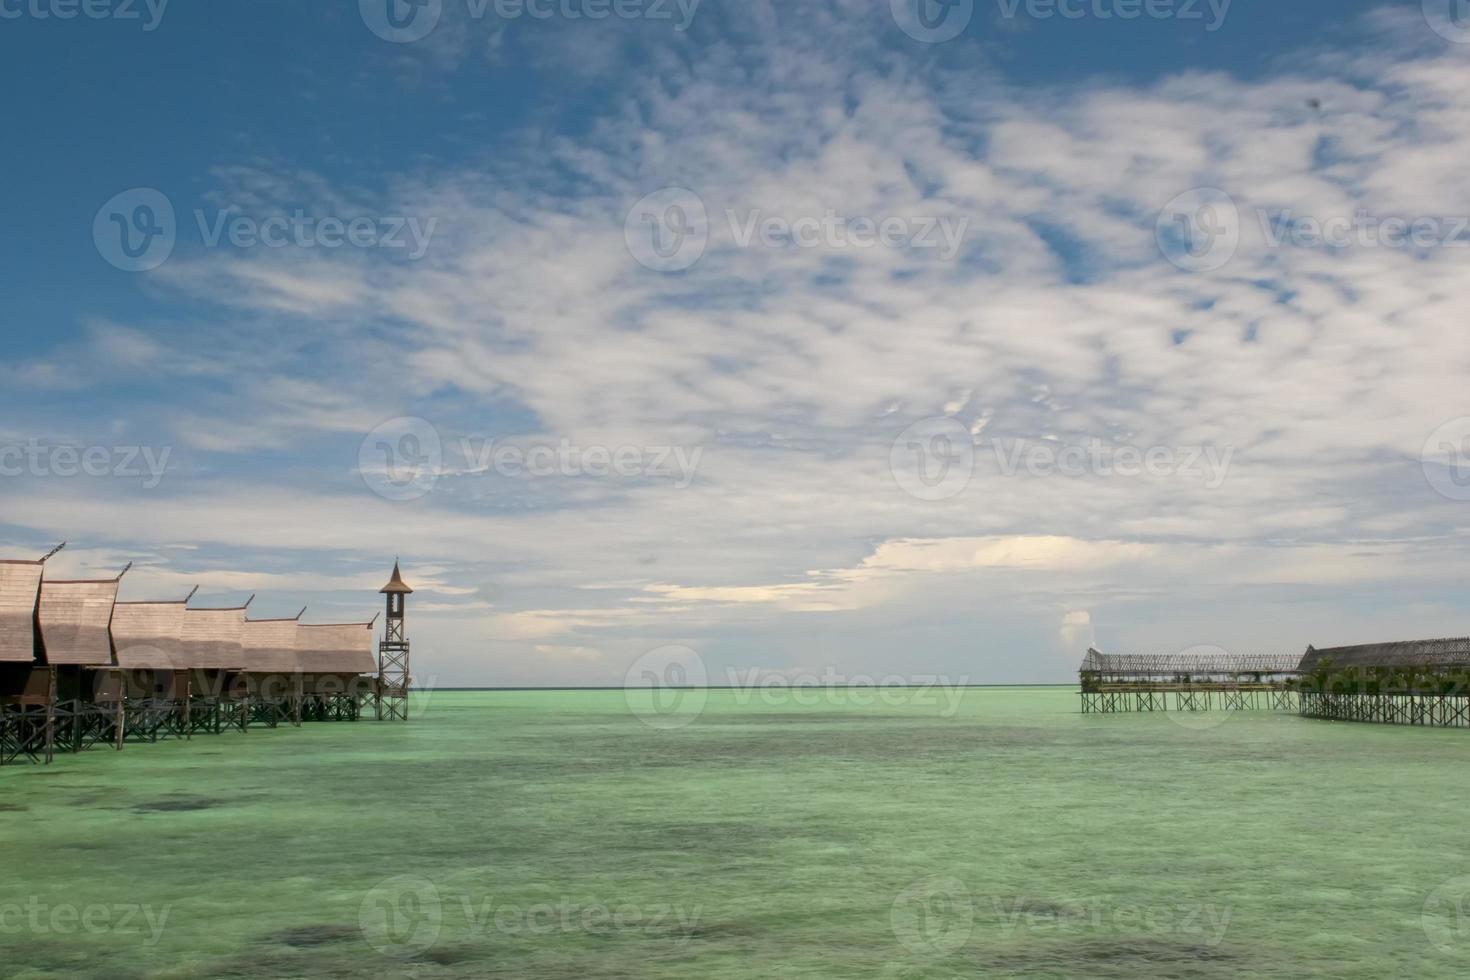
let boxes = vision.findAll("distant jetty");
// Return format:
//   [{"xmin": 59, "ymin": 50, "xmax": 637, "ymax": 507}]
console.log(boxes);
[{"xmin": 1081, "ymin": 640, "xmax": 1470, "ymax": 728}]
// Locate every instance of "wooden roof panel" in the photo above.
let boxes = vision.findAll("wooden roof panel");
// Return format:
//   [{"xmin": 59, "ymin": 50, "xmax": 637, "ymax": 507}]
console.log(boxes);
[
  {"xmin": 38, "ymin": 579, "xmax": 119, "ymax": 666},
  {"xmin": 242, "ymin": 619, "xmax": 300, "ymax": 673},
  {"xmin": 0, "ymin": 562, "xmax": 43, "ymax": 663},
  {"xmin": 111, "ymin": 601, "xmax": 188, "ymax": 669},
  {"xmin": 297, "ymin": 623, "xmax": 376, "ymax": 674},
  {"xmin": 1299, "ymin": 638, "xmax": 1470, "ymax": 670},
  {"xmin": 179, "ymin": 607, "xmax": 246, "ymax": 669}
]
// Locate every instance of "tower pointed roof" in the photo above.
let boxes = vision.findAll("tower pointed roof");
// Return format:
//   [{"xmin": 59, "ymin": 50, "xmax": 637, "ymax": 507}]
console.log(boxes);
[{"xmin": 380, "ymin": 561, "xmax": 414, "ymax": 595}]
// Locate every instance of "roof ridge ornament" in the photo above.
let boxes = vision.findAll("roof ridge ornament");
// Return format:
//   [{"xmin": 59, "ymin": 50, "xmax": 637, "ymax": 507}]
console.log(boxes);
[{"xmin": 39, "ymin": 542, "xmax": 66, "ymax": 563}]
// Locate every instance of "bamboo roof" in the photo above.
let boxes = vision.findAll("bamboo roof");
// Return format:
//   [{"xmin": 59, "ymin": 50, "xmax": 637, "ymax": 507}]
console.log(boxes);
[
  {"xmin": 111, "ymin": 600, "xmax": 189, "ymax": 670},
  {"xmin": 38, "ymin": 578, "xmax": 120, "ymax": 667},
  {"xmin": 241, "ymin": 617, "xmax": 301, "ymax": 674},
  {"xmin": 1080, "ymin": 648, "xmax": 1302, "ymax": 676},
  {"xmin": 1299, "ymin": 638, "xmax": 1470, "ymax": 671},
  {"xmin": 296, "ymin": 622, "xmax": 377, "ymax": 674},
  {"xmin": 179, "ymin": 606, "xmax": 247, "ymax": 669},
  {"xmin": 0, "ymin": 561, "xmax": 43, "ymax": 664}
]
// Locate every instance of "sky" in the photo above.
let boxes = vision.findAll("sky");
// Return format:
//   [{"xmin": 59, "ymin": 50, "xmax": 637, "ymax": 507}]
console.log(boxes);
[{"xmin": 4, "ymin": 0, "xmax": 1470, "ymax": 687}]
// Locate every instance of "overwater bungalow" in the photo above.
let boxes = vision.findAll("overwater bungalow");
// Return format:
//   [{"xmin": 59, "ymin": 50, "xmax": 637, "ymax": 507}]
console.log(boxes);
[
  {"xmin": 296, "ymin": 621, "xmax": 378, "ymax": 721},
  {"xmin": 240, "ymin": 613, "xmax": 304, "ymax": 726},
  {"xmin": 1, "ymin": 553, "xmax": 408, "ymax": 765},
  {"xmin": 1296, "ymin": 638, "xmax": 1470, "ymax": 726},
  {"xmin": 36, "ymin": 569, "xmax": 127, "ymax": 753},
  {"xmin": 111, "ymin": 591, "xmax": 196, "ymax": 740},
  {"xmin": 179, "ymin": 600, "xmax": 251, "ymax": 733},
  {"xmin": 0, "ymin": 558, "xmax": 49, "ymax": 763}
]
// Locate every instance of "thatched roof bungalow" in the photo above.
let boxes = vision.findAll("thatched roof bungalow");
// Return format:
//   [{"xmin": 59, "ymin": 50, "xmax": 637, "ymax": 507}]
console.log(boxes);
[
  {"xmin": 179, "ymin": 601, "xmax": 249, "ymax": 700},
  {"xmin": 241, "ymin": 615, "xmax": 302, "ymax": 701},
  {"xmin": 297, "ymin": 622, "xmax": 377, "ymax": 698}
]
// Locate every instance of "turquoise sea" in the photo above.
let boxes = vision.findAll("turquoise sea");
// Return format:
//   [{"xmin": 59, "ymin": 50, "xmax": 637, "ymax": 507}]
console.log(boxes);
[{"xmin": 2, "ymin": 688, "xmax": 1469, "ymax": 978}]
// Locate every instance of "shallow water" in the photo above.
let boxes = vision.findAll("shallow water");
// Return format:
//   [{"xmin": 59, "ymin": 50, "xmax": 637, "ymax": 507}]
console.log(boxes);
[{"xmin": 2, "ymin": 688, "xmax": 1469, "ymax": 978}]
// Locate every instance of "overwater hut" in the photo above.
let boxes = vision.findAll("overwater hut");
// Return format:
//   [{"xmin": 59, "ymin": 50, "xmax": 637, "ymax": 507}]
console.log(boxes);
[
  {"xmin": 111, "ymin": 590, "xmax": 196, "ymax": 740},
  {"xmin": 0, "ymin": 558, "xmax": 49, "ymax": 762},
  {"xmin": 36, "ymin": 569, "xmax": 127, "ymax": 752},
  {"xmin": 296, "ymin": 621, "xmax": 378, "ymax": 721},
  {"xmin": 1295, "ymin": 638, "xmax": 1470, "ymax": 725},
  {"xmin": 179, "ymin": 600, "xmax": 250, "ymax": 732},
  {"xmin": 1079, "ymin": 648, "xmax": 1302, "ymax": 713},
  {"xmin": 240, "ymin": 613, "xmax": 303, "ymax": 726}
]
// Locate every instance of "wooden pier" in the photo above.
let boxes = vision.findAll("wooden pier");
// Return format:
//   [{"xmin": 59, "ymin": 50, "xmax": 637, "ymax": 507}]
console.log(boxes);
[
  {"xmin": 1082, "ymin": 640, "xmax": 1470, "ymax": 729},
  {"xmin": 1, "ymin": 550, "xmax": 415, "ymax": 767},
  {"xmin": 1079, "ymin": 649, "xmax": 1302, "ymax": 715}
]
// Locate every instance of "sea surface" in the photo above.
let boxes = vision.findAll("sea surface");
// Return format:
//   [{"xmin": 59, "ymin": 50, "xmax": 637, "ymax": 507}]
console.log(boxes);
[{"xmin": 2, "ymin": 687, "xmax": 1469, "ymax": 978}]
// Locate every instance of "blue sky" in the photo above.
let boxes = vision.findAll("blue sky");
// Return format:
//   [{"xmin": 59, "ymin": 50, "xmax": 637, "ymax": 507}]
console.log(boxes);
[{"xmin": 4, "ymin": 0, "xmax": 1470, "ymax": 685}]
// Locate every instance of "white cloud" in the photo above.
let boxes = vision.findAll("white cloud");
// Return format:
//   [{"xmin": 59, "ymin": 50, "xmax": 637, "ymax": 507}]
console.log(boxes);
[{"xmin": 11, "ymin": 6, "xmax": 1470, "ymax": 683}]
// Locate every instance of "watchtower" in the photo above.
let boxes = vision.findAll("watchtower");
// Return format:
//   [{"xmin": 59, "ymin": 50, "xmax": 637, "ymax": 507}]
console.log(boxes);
[{"xmin": 377, "ymin": 561, "xmax": 413, "ymax": 721}]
